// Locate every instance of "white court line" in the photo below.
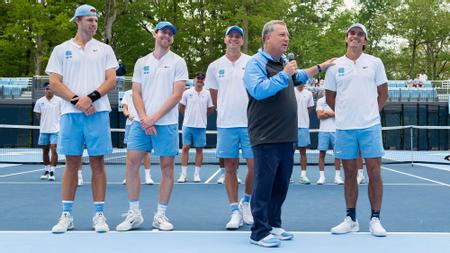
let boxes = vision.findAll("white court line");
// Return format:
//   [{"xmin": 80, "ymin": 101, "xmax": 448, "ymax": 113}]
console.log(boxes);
[
  {"xmin": 205, "ymin": 169, "xmax": 221, "ymax": 184},
  {"xmin": 0, "ymin": 165, "xmax": 65, "ymax": 178},
  {"xmin": 382, "ymin": 166, "xmax": 450, "ymax": 188},
  {"xmin": 0, "ymin": 230, "xmax": 449, "ymax": 235},
  {"xmin": 413, "ymin": 163, "xmax": 450, "ymax": 173}
]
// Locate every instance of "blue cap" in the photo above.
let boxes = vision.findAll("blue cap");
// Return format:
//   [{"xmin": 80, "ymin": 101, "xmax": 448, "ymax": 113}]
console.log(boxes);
[
  {"xmin": 225, "ymin": 25, "xmax": 244, "ymax": 37},
  {"xmin": 70, "ymin": 4, "xmax": 98, "ymax": 22},
  {"xmin": 155, "ymin": 21, "xmax": 177, "ymax": 35},
  {"xmin": 43, "ymin": 82, "xmax": 50, "ymax": 88}
]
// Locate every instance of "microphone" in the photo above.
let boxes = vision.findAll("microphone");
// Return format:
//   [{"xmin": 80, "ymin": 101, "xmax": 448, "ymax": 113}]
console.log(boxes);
[{"xmin": 287, "ymin": 53, "xmax": 301, "ymax": 86}]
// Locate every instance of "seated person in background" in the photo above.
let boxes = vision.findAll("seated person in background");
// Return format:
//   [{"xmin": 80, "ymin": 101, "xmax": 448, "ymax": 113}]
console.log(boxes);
[
  {"xmin": 413, "ymin": 74, "xmax": 423, "ymax": 88},
  {"xmin": 405, "ymin": 75, "xmax": 413, "ymax": 88}
]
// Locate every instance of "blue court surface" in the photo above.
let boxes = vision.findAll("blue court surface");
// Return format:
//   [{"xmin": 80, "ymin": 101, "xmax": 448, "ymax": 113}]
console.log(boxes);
[{"xmin": 0, "ymin": 150, "xmax": 449, "ymax": 252}]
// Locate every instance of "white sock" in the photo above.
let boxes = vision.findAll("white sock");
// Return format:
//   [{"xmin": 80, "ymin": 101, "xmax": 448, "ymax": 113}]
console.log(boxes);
[
  {"xmin": 194, "ymin": 167, "xmax": 201, "ymax": 175},
  {"xmin": 335, "ymin": 170, "xmax": 341, "ymax": 178},
  {"xmin": 358, "ymin": 169, "xmax": 363, "ymax": 176},
  {"xmin": 157, "ymin": 203, "xmax": 167, "ymax": 216},
  {"xmin": 129, "ymin": 200, "xmax": 139, "ymax": 211},
  {"xmin": 78, "ymin": 170, "xmax": 82, "ymax": 177},
  {"xmin": 301, "ymin": 170, "xmax": 307, "ymax": 177},
  {"xmin": 50, "ymin": 166, "xmax": 55, "ymax": 172},
  {"xmin": 181, "ymin": 166, "xmax": 187, "ymax": 175},
  {"xmin": 319, "ymin": 171, "xmax": 325, "ymax": 178},
  {"xmin": 45, "ymin": 165, "xmax": 50, "ymax": 171},
  {"xmin": 144, "ymin": 169, "xmax": 150, "ymax": 177}
]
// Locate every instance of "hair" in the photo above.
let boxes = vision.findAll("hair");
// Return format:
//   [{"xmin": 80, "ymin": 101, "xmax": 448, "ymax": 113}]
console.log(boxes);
[{"xmin": 261, "ymin": 20, "xmax": 286, "ymax": 43}]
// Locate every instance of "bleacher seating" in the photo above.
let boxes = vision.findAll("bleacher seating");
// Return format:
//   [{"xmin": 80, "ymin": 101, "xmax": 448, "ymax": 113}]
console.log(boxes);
[
  {"xmin": 0, "ymin": 78, "xmax": 31, "ymax": 98},
  {"xmin": 388, "ymin": 80, "xmax": 437, "ymax": 102}
]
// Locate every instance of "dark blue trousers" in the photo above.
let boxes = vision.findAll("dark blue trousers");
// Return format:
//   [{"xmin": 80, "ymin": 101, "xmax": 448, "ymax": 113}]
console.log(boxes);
[{"xmin": 250, "ymin": 142, "xmax": 295, "ymax": 241}]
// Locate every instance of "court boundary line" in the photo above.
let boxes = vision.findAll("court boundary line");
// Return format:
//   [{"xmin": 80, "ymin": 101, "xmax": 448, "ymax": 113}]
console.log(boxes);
[
  {"xmin": 0, "ymin": 230, "xmax": 449, "ymax": 235},
  {"xmin": 381, "ymin": 166, "xmax": 450, "ymax": 188},
  {"xmin": 205, "ymin": 169, "xmax": 221, "ymax": 184}
]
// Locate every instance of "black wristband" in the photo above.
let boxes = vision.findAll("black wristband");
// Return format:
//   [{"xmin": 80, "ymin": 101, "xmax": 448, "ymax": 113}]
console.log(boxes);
[
  {"xmin": 87, "ymin": 90, "xmax": 101, "ymax": 103},
  {"xmin": 70, "ymin": 95, "xmax": 79, "ymax": 105},
  {"xmin": 317, "ymin": 64, "xmax": 322, "ymax": 73}
]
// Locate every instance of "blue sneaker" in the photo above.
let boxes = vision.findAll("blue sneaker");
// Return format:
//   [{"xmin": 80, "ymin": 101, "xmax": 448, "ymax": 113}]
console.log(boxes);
[
  {"xmin": 271, "ymin": 227, "xmax": 294, "ymax": 240},
  {"xmin": 250, "ymin": 234, "xmax": 281, "ymax": 247}
]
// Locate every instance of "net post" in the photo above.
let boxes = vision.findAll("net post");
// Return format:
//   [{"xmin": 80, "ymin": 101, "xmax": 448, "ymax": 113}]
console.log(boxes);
[{"xmin": 410, "ymin": 126, "xmax": 414, "ymax": 167}]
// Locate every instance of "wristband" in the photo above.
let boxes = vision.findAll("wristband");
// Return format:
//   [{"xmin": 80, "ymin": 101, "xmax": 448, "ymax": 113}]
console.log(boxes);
[
  {"xmin": 317, "ymin": 64, "xmax": 322, "ymax": 73},
  {"xmin": 87, "ymin": 90, "xmax": 101, "ymax": 103},
  {"xmin": 70, "ymin": 95, "xmax": 79, "ymax": 105}
]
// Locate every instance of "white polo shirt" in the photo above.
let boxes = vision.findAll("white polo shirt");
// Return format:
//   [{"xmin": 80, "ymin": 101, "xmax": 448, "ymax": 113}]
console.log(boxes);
[
  {"xmin": 180, "ymin": 87, "xmax": 213, "ymax": 128},
  {"xmin": 295, "ymin": 88, "xmax": 314, "ymax": 128},
  {"xmin": 132, "ymin": 51, "xmax": 188, "ymax": 125},
  {"xmin": 324, "ymin": 53, "xmax": 388, "ymax": 130},
  {"xmin": 316, "ymin": 97, "xmax": 336, "ymax": 132},
  {"xmin": 205, "ymin": 54, "xmax": 250, "ymax": 128},
  {"xmin": 121, "ymin": 90, "xmax": 137, "ymax": 126},
  {"xmin": 33, "ymin": 96, "xmax": 62, "ymax": 133},
  {"xmin": 45, "ymin": 38, "xmax": 118, "ymax": 115}
]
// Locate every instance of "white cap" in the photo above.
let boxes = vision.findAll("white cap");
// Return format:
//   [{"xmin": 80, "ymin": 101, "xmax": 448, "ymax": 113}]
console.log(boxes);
[{"xmin": 346, "ymin": 23, "xmax": 368, "ymax": 39}]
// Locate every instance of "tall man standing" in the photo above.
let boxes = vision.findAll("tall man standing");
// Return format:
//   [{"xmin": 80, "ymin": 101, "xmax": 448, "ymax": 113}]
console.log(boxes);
[
  {"xmin": 244, "ymin": 20, "xmax": 334, "ymax": 247},
  {"xmin": 325, "ymin": 23, "xmax": 388, "ymax": 237},
  {"xmin": 116, "ymin": 21, "xmax": 188, "ymax": 232},
  {"xmin": 35, "ymin": 82, "xmax": 62, "ymax": 182},
  {"xmin": 178, "ymin": 72, "xmax": 214, "ymax": 183},
  {"xmin": 46, "ymin": 4, "xmax": 118, "ymax": 233},
  {"xmin": 205, "ymin": 25, "xmax": 255, "ymax": 229}
]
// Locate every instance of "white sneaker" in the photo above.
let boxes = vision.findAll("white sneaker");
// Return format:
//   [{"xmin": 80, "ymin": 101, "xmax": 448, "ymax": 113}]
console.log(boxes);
[
  {"xmin": 153, "ymin": 213, "xmax": 174, "ymax": 231},
  {"xmin": 239, "ymin": 200, "xmax": 254, "ymax": 225},
  {"xmin": 92, "ymin": 212, "xmax": 109, "ymax": 233},
  {"xmin": 193, "ymin": 173, "xmax": 201, "ymax": 183},
  {"xmin": 78, "ymin": 176, "xmax": 84, "ymax": 186},
  {"xmin": 145, "ymin": 175, "xmax": 154, "ymax": 185},
  {"xmin": 369, "ymin": 217, "xmax": 387, "ymax": 237},
  {"xmin": 217, "ymin": 174, "xmax": 225, "ymax": 184},
  {"xmin": 225, "ymin": 210, "xmax": 243, "ymax": 230},
  {"xmin": 270, "ymin": 227, "xmax": 294, "ymax": 240},
  {"xmin": 122, "ymin": 179, "xmax": 126, "ymax": 185},
  {"xmin": 334, "ymin": 176, "xmax": 344, "ymax": 185},
  {"xmin": 237, "ymin": 176, "xmax": 242, "ymax": 184},
  {"xmin": 48, "ymin": 171, "xmax": 55, "ymax": 181},
  {"xmin": 177, "ymin": 173, "xmax": 187, "ymax": 183},
  {"xmin": 250, "ymin": 234, "xmax": 281, "ymax": 247},
  {"xmin": 331, "ymin": 216, "xmax": 359, "ymax": 234},
  {"xmin": 316, "ymin": 177, "xmax": 326, "ymax": 185},
  {"xmin": 51, "ymin": 213, "xmax": 74, "ymax": 233},
  {"xmin": 299, "ymin": 176, "xmax": 311, "ymax": 185},
  {"xmin": 116, "ymin": 209, "xmax": 144, "ymax": 231},
  {"xmin": 357, "ymin": 174, "xmax": 366, "ymax": 184},
  {"xmin": 40, "ymin": 171, "xmax": 49, "ymax": 180},
  {"xmin": 290, "ymin": 177, "xmax": 294, "ymax": 184}
]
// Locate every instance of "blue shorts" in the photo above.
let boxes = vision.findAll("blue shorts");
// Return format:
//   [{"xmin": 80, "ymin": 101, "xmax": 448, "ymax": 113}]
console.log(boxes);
[
  {"xmin": 297, "ymin": 128, "xmax": 311, "ymax": 148},
  {"xmin": 123, "ymin": 124, "xmax": 131, "ymax": 144},
  {"xmin": 38, "ymin": 133, "xmax": 58, "ymax": 145},
  {"xmin": 58, "ymin": 112, "xmax": 112, "ymax": 156},
  {"xmin": 217, "ymin": 127, "xmax": 253, "ymax": 159},
  {"xmin": 127, "ymin": 121, "xmax": 178, "ymax": 156},
  {"xmin": 182, "ymin": 127, "xmax": 206, "ymax": 147},
  {"xmin": 335, "ymin": 124, "xmax": 385, "ymax": 160},
  {"xmin": 317, "ymin": 132, "xmax": 335, "ymax": 151}
]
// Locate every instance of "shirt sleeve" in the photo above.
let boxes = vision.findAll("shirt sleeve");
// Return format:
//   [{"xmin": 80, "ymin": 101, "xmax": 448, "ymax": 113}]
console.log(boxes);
[
  {"xmin": 121, "ymin": 92, "xmax": 130, "ymax": 106},
  {"xmin": 307, "ymin": 91, "xmax": 314, "ymax": 107},
  {"xmin": 180, "ymin": 90, "xmax": 188, "ymax": 106},
  {"xmin": 375, "ymin": 58, "xmax": 388, "ymax": 86},
  {"xmin": 207, "ymin": 92, "xmax": 214, "ymax": 108},
  {"xmin": 205, "ymin": 62, "xmax": 218, "ymax": 90},
  {"xmin": 323, "ymin": 66, "xmax": 337, "ymax": 92},
  {"xmin": 131, "ymin": 59, "xmax": 142, "ymax": 84},
  {"xmin": 174, "ymin": 58, "xmax": 189, "ymax": 82},
  {"xmin": 45, "ymin": 46, "xmax": 63, "ymax": 76},
  {"xmin": 316, "ymin": 99, "xmax": 324, "ymax": 111},
  {"xmin": 105, "ymin": 45, "xmax": 119, "ymax": 70},
  {"xmin": 33, "ymin": 99, "xmax": 41, "ymax": 113},
  {"xmin": 243, "ymin": 57, "xmax": 291, "ymax": 100}
]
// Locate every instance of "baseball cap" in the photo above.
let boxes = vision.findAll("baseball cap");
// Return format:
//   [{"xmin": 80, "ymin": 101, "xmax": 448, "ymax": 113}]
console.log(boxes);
[
  {"xmin": 70, "ymin": 4, "xmax": 98, "ymax": 22},
  {"xmin": 225, "ymin": 25, "xmax": 244, "ymax": 37},
  {"xmin": 155, "ymin": 21, "xmax": 177, "ymax": 35},
  {"xmin": 346, "ymin": 23, "xmax": 368, "ymax": 39},
  {"xmin": 43, "ymin": 82, "xmax": 50, "ymax": 89}
]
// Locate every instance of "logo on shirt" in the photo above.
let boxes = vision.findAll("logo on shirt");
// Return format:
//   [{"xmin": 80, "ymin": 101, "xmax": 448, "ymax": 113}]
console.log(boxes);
[
  {"xmin": 218, "ymin": 69, "xmax": 225, "ymax": 78},
  {"xmin": 338, "ymin": 67, "xmax": 345, "ymax": 77},
  {"xmin": 143, "ymin": 66, "xmax": 150, "ymax": 75},
  {"xmin": 64, "ymin": 50, "xmax": 73, "ymax": 59},
  {"xmin": 93, "ymin": 49, "xmax": 98, "ymax": 52},
  {"xmin": 163, "ymin": 66, "xmax": 170, "ymax": 68},
  {"xmin": 362, "ymin": 66, "xmax": 368, "ymax": 69}
]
